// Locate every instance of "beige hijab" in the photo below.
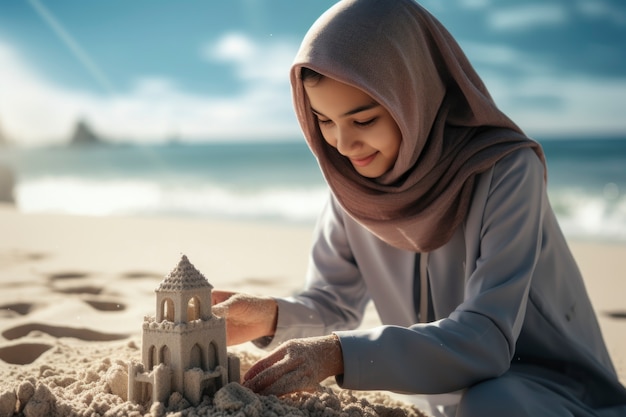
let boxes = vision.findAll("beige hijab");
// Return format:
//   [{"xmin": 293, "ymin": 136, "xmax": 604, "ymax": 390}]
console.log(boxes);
[{"xmin": 290, "ymin": 0, "xmax": 545, "ymax": 252}]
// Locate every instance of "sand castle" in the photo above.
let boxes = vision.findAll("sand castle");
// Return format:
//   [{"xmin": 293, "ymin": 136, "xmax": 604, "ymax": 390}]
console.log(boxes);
[{"xmin": 128, "ymin": 254, "xmax": 240, "ymax": 406}]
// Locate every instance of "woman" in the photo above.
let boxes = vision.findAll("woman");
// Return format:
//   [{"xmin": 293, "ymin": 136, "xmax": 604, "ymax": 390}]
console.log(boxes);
[{"xmin": 213, "ymin": 0, "xmax": 626, "ymax": 415}]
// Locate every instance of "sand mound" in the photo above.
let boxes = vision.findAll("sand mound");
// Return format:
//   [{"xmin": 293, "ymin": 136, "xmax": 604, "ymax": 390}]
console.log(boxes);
[{"xmin": 0, "ymin": 339, "xmax": 428, "ymax": 417}]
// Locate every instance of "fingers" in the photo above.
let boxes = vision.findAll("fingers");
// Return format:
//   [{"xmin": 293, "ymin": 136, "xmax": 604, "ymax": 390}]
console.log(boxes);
[
  {"xmin": 242, "ymin": 336, "xmax": 344, "ymax": 397},
  {"xmin": 211, "ymin": 304, "xmax": 227, "ymax": 318},
  {"xmin": 212, "ymin": 292, "xmax": 278, "ymax": 345},
  {"xmin": 251, "ymin": 369, "xmax": 314, "ymax": 397},
  {"xmin": 211, "ymin": 291, "xmax": 242, "ymax": 318},
  {"xmin": 243, "ymin": 348, "xmax": 286, "ymax": 381},
  {"xmin": 212, "ymin": 290, "xmax": 237, "ymax": 305},
  {"xmin": 243, "ymin": 349, "xmax": 309, "ymax": 396},
  {"xmin": 211, "ymin": 291, "xmax": 235, "ymax": 319},
  {"xmin": 243, "ymin": 361, "xmax": 285, "ymax": 394}
]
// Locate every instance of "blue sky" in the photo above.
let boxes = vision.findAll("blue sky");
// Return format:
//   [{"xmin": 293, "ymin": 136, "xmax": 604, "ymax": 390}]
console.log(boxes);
[{"xmin": 0, "ymin": 0, "xmax": 625, "ymax": 146}]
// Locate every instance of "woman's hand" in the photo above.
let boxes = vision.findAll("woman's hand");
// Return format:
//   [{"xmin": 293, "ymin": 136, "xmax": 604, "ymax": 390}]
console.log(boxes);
[
  {"xmin": 242, "ymin": 334, "xmax": 344, "ymax": 396},
  {"xmin": 212, "ymin": 290, "xmax": 278, "ymax": 346}
]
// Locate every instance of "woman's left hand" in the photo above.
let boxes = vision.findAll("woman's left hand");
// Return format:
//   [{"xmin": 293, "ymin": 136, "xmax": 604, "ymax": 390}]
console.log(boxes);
[
  {"xmin": 211, "ymin": 290, "xmax": 278, "ymax": 346},
  {"xmin": 242, "ymin": 334, "xmax": 344, "ymax": 396}
]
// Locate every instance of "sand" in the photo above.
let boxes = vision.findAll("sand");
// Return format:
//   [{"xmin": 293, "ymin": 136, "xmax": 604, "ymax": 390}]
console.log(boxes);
[{"xmin": 0, "ymin": 204, "xmax": 624, "ymax": 416}]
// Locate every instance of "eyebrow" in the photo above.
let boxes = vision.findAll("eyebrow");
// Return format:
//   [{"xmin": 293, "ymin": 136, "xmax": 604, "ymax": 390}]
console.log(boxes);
[{"xmin": 310, "ymin": 101, "xmax": 380, "ymax": 118}]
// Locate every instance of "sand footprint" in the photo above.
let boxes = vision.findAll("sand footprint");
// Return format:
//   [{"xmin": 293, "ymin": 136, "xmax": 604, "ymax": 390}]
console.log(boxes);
[
  {"xmin": 604, "ymin": 311, "xmax": 626, "ymax": 320},
  {"xmin": 0, "ymin": 302, "xmax": 35, "ymax": 318},
  {"xmin": 47, "ymin": 270, "xmax": 105, "ymax": 295},
  {"xmin": 2, "ymin": 323, "xmax": 128, "ymax": 342},
  {"xmin": 83, "ymin": 299, "xmax": 126, "ymax": 312},
  {"xmin": 46, "ymin": 271, "xmax": 128, "ymax": 311},
  {"xmin": 0, "ymin": 343, "xmax": 52, "ymax": 365},
  {"xmin": 54, "ymin": 286, "xmax": 103, "ymax": 295},
  {"xmin": 122, "ymin": 271, "xmax": 163, "ymax": 279},
  {"xmin": 0, "ymin": 250, "xmax": 48, "ymax": 269},
  {"xmin": 48, "ymin": 271, "xmax": 91, "ymax": 280}
]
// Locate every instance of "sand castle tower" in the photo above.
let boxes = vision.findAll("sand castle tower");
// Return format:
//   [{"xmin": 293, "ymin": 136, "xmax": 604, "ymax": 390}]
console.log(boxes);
[{"xmin": 128, "ymin": 255, "xmax": 240, "ymax": 406}]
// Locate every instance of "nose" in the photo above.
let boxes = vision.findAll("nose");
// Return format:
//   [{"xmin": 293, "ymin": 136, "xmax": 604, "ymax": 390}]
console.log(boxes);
[{"xmin": 334, "ymin": 127, "xmax": 359, "ymax": 156}]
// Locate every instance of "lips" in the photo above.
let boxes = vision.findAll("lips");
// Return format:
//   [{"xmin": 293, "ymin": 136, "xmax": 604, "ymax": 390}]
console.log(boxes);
[{"xmin": 349, "ymin": 152, "xmax": 377, "ymax": 167}]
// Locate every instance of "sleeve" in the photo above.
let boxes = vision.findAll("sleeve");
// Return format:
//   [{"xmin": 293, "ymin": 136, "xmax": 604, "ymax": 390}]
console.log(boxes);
[
  {"xmin": 336, "ymin": 148, "xmax": 547, "ymax": 394},
  {"xmin": 257, "ymin": 193, "xmax": 371, "ymax": 350}
]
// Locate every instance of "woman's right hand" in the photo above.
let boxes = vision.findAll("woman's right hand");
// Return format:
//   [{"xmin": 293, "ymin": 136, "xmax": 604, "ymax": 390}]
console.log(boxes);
[{"xmin": 212, "ymin": 291, "xmax": 278, "ymax": 346}]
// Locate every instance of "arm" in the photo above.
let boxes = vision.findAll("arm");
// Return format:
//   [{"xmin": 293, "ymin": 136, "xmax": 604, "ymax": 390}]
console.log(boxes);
[
  {"xmin": 213, "ymin": 194, "xmax": 370, "ymax": 349},
  {"xmin": 261, "ymin": 194, "xmax": 371, "ymax": 348},
  {"xmin": 337, "ymin": 148, "xmax": 547, "ymax": 394}
]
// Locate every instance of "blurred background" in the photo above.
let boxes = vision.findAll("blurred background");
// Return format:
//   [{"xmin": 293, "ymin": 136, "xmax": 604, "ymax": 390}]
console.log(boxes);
[{"xmin": 0, "ymin": 0, "xmax": 625, "ymax": 241}]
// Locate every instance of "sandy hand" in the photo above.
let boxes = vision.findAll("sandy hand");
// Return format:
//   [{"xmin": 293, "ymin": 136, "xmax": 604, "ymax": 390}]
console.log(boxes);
[
  {"xmin": 212, "ymin": 291, "xmax": 278, "ymax": 346},
  {"xmin": 242, "ymin": 334, "xmax": 344, "ymax": 396}
]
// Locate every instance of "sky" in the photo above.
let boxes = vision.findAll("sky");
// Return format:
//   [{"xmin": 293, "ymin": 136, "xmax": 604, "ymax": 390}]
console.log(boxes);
[{"xmin": 0, "ymin": 0, "xmax": 625, "ymax": 146}]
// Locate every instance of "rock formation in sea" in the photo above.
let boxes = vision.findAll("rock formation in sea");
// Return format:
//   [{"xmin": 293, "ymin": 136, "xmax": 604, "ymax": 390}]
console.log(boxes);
[{"xmin": 69, "ymin": 119, "xmax": 104, "ymax": 146}]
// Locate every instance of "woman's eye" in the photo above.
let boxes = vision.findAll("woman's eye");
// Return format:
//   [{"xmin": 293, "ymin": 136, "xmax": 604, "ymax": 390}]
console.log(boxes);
[
  {"xmin": 355, "ymin": 117, "xmax": 377, "ymax": 127},
  {"xmin": 317, "ymin": 118, "xmax": 333, "ymax": 126}
]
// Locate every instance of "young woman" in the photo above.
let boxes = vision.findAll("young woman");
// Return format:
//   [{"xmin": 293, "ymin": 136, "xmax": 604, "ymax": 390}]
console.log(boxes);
[{"xmin": 213, "ymin": 0, "xmax": 626, "ymax": 415}]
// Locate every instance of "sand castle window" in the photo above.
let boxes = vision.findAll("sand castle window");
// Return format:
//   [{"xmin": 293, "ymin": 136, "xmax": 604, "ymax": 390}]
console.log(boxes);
[
  {"xmin": 148, "ymin": 345, "xmax": 156, "ymax": 370},
  {"xmin": 160, "ymin": 345, "xmax": 171, "ymax": 365},
  {"xmin": 190, "ymin": 344, "xmax": 203, "ymax": 369},
  {"xmin": 208, "ymin": 342, "xmax": 217, "ymax": 369},
  {"xmin": 187, "ymin": 296, "xmax": 200, "ymax": 321},
  {"xmin": 162, "ymin": 298, "xmax": 174, "ymax": 322}
]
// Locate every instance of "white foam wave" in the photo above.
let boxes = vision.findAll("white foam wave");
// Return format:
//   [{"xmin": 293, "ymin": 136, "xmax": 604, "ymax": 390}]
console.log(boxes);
[
  {"xmin": 15, "ymin": 177, "xmax": 328, "ymax": 223},
  {"xmin": 549, "ymin": 187, "xmax": 626, "ymax": 242},
  {"xmin": 14, "ymin": 177, "xmax": 626, "ymax": 242}
]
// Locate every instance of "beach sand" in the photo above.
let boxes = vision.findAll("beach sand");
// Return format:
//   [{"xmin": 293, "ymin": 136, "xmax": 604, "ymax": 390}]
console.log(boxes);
[{"xmin": 0, "ymin": 204, "xmax": 624, "ymax": 416}]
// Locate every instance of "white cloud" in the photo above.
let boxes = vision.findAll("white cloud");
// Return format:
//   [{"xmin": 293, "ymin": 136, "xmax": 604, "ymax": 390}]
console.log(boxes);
[
  {"xmin": 0, "ymin": 42, "xmax": 92, "ymax": 144},
  {"xmin": 575, "ymin": 0, "xmax": 626, "ymax": 25},
  {"xmin": 488, "ymin": 5, "xmax": 568, "ymax": 31},
  {"xmin": 462, "ymin": 42, "xmax": 550, "ymax": 75},
  {"xmin": 462, "ymin": 42, "xmax": 626, "ymax": 136},
  {"xmin": 0, "ymin": 34, "xmax": 300, "ymax": 146},
  {"xmin": 483, "ymin": 71, "xmax": 626, "ymax": 137},
  {"xmin": 204, "ymin": 31, "xmax": 297, "ymax": 84},
  {"xmin": 210, "ymin": 32, "xmax": 257, "ymax": 63},
  {"xmin": 1, "ymin": 32, "xmax": 625, "ymax": 147}
]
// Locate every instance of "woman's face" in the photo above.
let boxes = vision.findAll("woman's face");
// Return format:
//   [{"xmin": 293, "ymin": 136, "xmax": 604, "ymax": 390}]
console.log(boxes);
[{"xmin": 304, "ymin": 76, "xmax": 402, "ymax": 179}]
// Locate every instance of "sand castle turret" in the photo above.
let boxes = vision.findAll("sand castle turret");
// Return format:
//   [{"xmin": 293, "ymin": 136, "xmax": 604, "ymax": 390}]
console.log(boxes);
[{"xmin": 128, "ymin": 255, "xmax": 240, "ymax": 406}]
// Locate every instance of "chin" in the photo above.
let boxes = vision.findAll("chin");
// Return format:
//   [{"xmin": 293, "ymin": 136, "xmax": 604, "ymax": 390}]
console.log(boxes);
[{"xmin": 355, "ymin": 168, "xmax": 382, "ymax": 178}]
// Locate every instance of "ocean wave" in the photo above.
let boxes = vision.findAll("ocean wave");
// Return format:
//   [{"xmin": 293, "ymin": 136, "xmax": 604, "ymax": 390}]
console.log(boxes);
[
  {"xmin": 549, "ymin": 187, "xmax": 626, "ymax": 243},
  {"xmin": 13, "ymin": 177, "xmax": 626, "ymax": 243},
  {"xmin": 15, "ymin": 176, "xmax": 329, "ymax": 223}
]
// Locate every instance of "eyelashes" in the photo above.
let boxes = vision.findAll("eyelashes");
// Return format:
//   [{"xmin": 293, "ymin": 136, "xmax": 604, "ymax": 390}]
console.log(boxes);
[
  {"xmin": 354, "ymin": 118, "xmax": 377, "ymax": 127},
  {"xmin": 315, "ymin": 117, "xmax": 378, "ymax": 127}
]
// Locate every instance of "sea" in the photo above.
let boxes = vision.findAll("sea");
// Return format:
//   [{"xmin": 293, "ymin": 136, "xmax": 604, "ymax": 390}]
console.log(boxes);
[{"xmin": 1, "ymin": 138, "xmax": 625, "ymax": 243}]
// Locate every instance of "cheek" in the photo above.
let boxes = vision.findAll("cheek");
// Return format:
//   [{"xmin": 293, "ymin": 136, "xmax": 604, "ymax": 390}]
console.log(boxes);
[
  {"xmin": 381, "ymin": 137, "xmax": 401, "ymax": 172},
  {"xmin": 380, "ymin": 125, "xmax": 402, "ymax": 158},
  {"xmin": 318, "ymin": 125, "xmax": 337, "ymax": 147},
  {"xmin": 372, "ymin": 125, "xmax": 395, "ymax": 149}
]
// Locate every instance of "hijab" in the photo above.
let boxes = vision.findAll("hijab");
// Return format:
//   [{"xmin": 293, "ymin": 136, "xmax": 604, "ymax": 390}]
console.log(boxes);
[{"xmin": 290, "ymin": 0, "xmax": 545, "ymax": 252}]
